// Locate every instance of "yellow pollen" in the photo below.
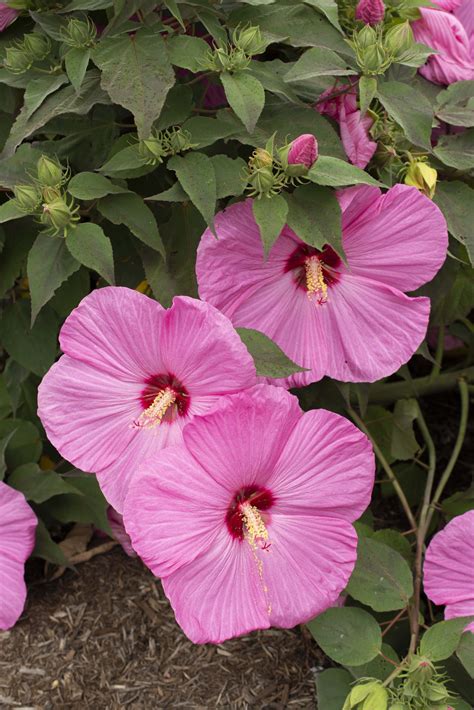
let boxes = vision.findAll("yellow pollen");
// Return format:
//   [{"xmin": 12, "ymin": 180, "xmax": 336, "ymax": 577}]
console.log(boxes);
[
  {"xmin": 305, "ymin": 256, "xmax": 328, "ymax": 303},
  {"xmin": 240, "ymin": 503, "xmax": 269, "ymax": 550},
  {"xmin": 134, "ymin": 387, "xmax": 176, "ymax": 429}
]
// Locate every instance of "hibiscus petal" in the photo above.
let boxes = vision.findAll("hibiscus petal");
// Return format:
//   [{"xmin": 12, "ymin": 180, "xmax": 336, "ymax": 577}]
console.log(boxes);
[
  {"xmin": 38, "ymin": 355, "xmax": 143, "ymax": 475},
  {"xmin": 162, "ymin": 537, "xmax": 270, "ymax": 644},
  {"xmin": 123, "ymin": 448, "xmax": 230, "ymax": 576},
  {"xmin": 263, "ymin": 515, "xmax": 358, "ymax": 627},
  {"xmin": 337, "ymin": 184, "xmax": 382, "ymax": 231},
  {"xmin": 160, "ymin": 296, "xmax": 256, "ymax": 395},
  {"xmin": 59, "ymin": 287, "xmax": 166, "ymax": 380},
  {"xmin": 183, "ymin": 385, "xmax": 302, "ymax": 490},
  {"xmin": 268, "ymin": 409, "xmax": 374, "ymax": 520},
  {"xmin": 0, "ymin": 483, "xmax": 37, "ymax": 630},
  {"xmin": 339, "ymin": 108, "xmax": 377, "ymax": 169},
  {"xmin": 445, "ymin": 599, "xmax": 474, "ymax": 632},
  {"xmin": 424, "ymin": 511, "xmax": 474, "ymax": 607},
  {"xmin": 342, "ymin": 184, "xmax": 448, "ymax": 292}
]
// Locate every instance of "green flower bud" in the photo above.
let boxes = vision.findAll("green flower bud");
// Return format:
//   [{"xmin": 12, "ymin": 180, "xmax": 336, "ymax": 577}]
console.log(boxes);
[
  {"xmin": 250, "ymin": 148, "xmax": 273, "ymax": 170},
  {"xmin": 361, "ymin": 684, "xmax": 388, "ymax": 710},
  {"xmin": 138, "ymin": 137, "xmax": 166, "ymax": 166},
  {"xmin": 426, "ymin": 681, "xmax": 450, "ymax": 703},
  {"xmin": 37, "ymin": 155, "xmax": 66, "ymax": 188},
  {"xmin": 408, "ymin": 655, "xmax": 436, "ymax": 683},
  {"xmin": 167, "ymin": 128, "xmax": 194, "ymax": 155},
  {"xmin": 357, "ymin": 24, "xmax": 378, "ymax": 50},
  {"xmin": 4, "ymin": 46, "xmax": 32, "ymax": 74},
  {"xmin": 60, "ymin": 17, "xmax": 97, "ymax": 49},
  {"xmin": 13, "ymin": 184, "xmax": 41, "ymax": 212},
  {"xmin": 23, "ymin": 33, "xmax": 50, "ymax": 61},
  {"xmin": 342, "ymin": 680, "xmax": 387, "ymax": 710},
  {"xmin": 361, "ymin": 43, "xmax": 389, "ymax": 73},
  {"xmin": 40, "ymin": 194, "xmax": 79, "ymax": 236},
  {"xmin": 206, "ymin": 45, "xmax": 250, "ymax": 73},
  {"xmin": 232, "ymin": 24, "xmax": 267, "ymax": 56},
  {"xmin": 385, "ymin": 21, "xmax": 414, "ymax": 56}
]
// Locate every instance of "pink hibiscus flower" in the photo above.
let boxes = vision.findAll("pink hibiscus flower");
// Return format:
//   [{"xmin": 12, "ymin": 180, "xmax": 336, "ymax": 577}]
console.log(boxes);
[
  {"xmin": 455, "ymin": 0, "xmax": 474, "ymax": 57},
  {"xmin": 196, "ymin": 185, "xmax": 448, "ymax": 387},
  {"xmin": 413, "ymin": 7, "xmax": 474, "ymax": 85},
  {"xmin": 38, "ymin": 288, "xmax": 256, "ymax": 512},
  {"xmin": 424, "ymin": 510, "xmax": 474, "ymax": 632},
  {"xmin": 123, "ymin": 385, "xmax": 375, "ymax": 644},
  {"xmin": 0, "ymin": 482, "xmax": 37, "ymax": 630},
  {"xmin": 107, "ymin": 507, "xmax": 136, "ymax": 557},
  {"xmin": 0, "ymin": 3, "xmax": 18, "ymax": 32},
  {"xmin": 316, "ymin": 83, "xmax": 377, "ymax": 169}
]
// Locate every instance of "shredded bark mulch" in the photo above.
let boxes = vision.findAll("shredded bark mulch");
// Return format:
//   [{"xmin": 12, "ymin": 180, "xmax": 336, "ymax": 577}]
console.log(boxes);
[{"xmin": 0, "ymin": 548, "xmax": 324, "ymax": 709}]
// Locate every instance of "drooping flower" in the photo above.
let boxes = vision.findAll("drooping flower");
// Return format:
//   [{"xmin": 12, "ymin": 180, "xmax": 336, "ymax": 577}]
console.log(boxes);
[
  {"xmin": 413, "ymin": 7, "xmax": 474, "ymax": 85},
  {"xmin": 38, "ymin": 288, "xmax": 256, "ymax": 512},
  {"xmin": 0, "ymin": 482, "xmax": 37, "ymax": 630},
  {"xmin": 355, "ymin": 0, "xmax": 385, "ymax": 25},
  {"xmin": 287, "ymin": 134, "xmax": 319, "ymax": 170},
  {"xmin": 124, "ymin": 385, "xmax": 375, "ymax": 644},
  {"xmin": 316, "ymin": 83, "xmax": 377, "ymax": 168},
  {"xmin": 196, "ymin": 185, "xmax": 448, "ymax": 387},
  {"xmin": 423, "ymin": 510, "xmax": 474, "ymax": 632},
  {"xmin": 0, "ymin": 3, "xmax": 18, "ymax": 32}
]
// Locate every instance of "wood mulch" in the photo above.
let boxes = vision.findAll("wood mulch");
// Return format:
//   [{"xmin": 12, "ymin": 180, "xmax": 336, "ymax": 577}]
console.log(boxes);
[{"xmin": 0, "ymin": 548, "xmax": 324, "ymax": 709}]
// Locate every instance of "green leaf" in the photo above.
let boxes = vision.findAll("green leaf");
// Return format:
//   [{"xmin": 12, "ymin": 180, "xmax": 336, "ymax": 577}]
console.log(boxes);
[
  {"xmin": 315, "ymin": 668, "xmax": 353, "ymax": 710},
  {"xmin": 99, "ymin": 143, "xmax": 147, "ymax": 176},
  {"xmin": 155, "ymin": 84, "xmax": 193, "ymax": 131},
  {"xmin": 284, "ymin": 47, "xmax": 355, "ymax": 82},
  {"xmin": 181, "ymin": 115, "xmax": 237, "ymax": 149},
  {"xmin": 0, "ymin": 430, "xmax": 17, "ymax": 481},
  {"xmin": 359, "ymin": 75, "xmax": 377, "ymax": 116},
  {"xmin": 303, "ymin": 0, "xmax": 343, "ymax": 32},
  {"xmin": 249, "ymin": 60, "xmax": 302, "ymax": 105},
  {"xmin": 28, "ymin": 234, "xmax": 81, "ymax": 325},
  {"xmin": 33, "ymin": 519, "xmax": 67, "ymax": 566},
  {"xmin": 0, "ymin": 199, "xmax": 26, "ymax": 224},
  {"xmin": 44, "ymin": 473, "xmax": 109, "ymax": 531},
  {"xmin": 166, "ymin": 35, "xmax": 210, "ymax": 72},
  {"xmin": 211, "ymin": 155, "xmax": 246, "ymax": 198},
  {"xmin": 347, "ymin": 643, "xmax": 400, "ymax": 682},
  {"xmin": 377, "ymin": 80, "xmax": 434, "ymax": 150},
  {"xmin": 308, "ymin": 156, "xmax": 382, "ymax": 187},
  {"xmin": 0, "ymin": 301, "xmax": 59, "ymax": 377},
  {"xmin": 237, "ymin": 327, "xmax": 306, "ymax": 377},
  {"xmin": 68, "ymin": 172, "xmax": 128, "ymax": 200},
  {"xmin": 434, "ymin": 181, "xmax": 474, "ymax": 265},
  {"xmin": 136, "ymin": 243, "xmax": 178, "ymax": 308},
  {"xmin": 346, "ymin": 536, "xmax": 414, "ymax": 611},
  {"xmin": 308, "ymin": 607, "xmax": 382, "ymax": 666},
  {"xmin": 0, "ymin": 419, "xmax": 42, "ymax": 471},
  {"xmin": 65, "ymin": 47, "xmax": 91, "ymax": 93},
  {"xmin": 457, "ymin": 632, "xmax": 474, "ymax": 678},
  {"xmin": 8, "ymin": 463, "xmax": 83, "ymax": 503},
  {"xmin": 0, "ymin": 375, "xmax": 12, "ymax": 420},
  {"xmin": 391, "ymin": 398, "xmax": 420, "ymax": 461},
  {"xmin": 1, "ymin": 71, "xmax": 110, "ymax": 158},
  {"xmin": 285, "ymin": 184, "xmax": 344, "ymax": 258},
  {"xmin": 436, "ymin": 81, "xmax": 474, "ymax": 127},
  {"xmin": 21, "ymin": 74, "xmax": 69, "ymax": 120},
  {"xmin": 66, "ymin": 223, "xmax": 115, "ymax": 285},
  {"xmin": 92, "ymin": 28, "xmax": 175, "ymax": 140},
  {"xmin": 97, "ymin": 192, "xmax": 165, "ymax": 256},
  {"xmin": 168, "ymin": 152, "xmax": 217, "ymax": 230},
  {"xmin": 434, "ymin": 129, "xmax": 474, "ymax": 170},
  {"xmin": 372, "ymin": 529, "xmax": 413, "ymax": 564},
  {"xmin": 252, "ymin": 194, "xmax": 288, "ymax": 256},
  {"xmin": 420, "ymin": 618, "xmax": 474, "ymax": 662},
  {"xmin": 220, "ymin": 72, "xmax": 265, "ymax": 134}
]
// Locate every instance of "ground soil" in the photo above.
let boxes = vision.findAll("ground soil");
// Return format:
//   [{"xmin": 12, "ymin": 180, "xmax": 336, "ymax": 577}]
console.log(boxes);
[{"xmin": 0, "ymin": 548, "xmax": 324, "ymax": 709}]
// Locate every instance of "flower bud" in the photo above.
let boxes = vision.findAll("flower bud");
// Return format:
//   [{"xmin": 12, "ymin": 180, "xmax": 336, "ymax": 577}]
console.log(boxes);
[
  {"xmin": 426, "ymin": 681, "xmax": 450, "ymax": 703},
  {"xmin": 205, "ymin": 45, "xmax": 250, "ymax": 73},
  {"xmin": 138, "ymin": 137, "xmax": 166, "ymax": 166},
  {"xmin": 384, "ymin": 21, "xmax": 414, "ymax": 56},
  {"xmin": 13, "ymin": 184, "xmax": 41, "ymax": 212},
  {"xmin": 343, "ymin": 680, "xmax": 388, "ymax": 710},
  {"xmin": 23, "ymin": 33, "xmax": 50, "ymax": 61},
  {"xmin": 232, "ymin": 24, "xmax": 267, "ymax": 56},
  {"xmin": 36, "ymin": 155, "xmax": 66, "ymax": 188},
  {"xmin": 286, "ymin": 133, "xmax": 318, "ymax": 174},
  {"xmin": 405, "ymin": 161, "xmax": 437, "ymax": 198},
  {"xmin": 357, "ymin": 24, "xmax": 378, "ymax": 49},
  {"xmin": 355, "ymin": 0, "xmax": 385, "ymax": 25},
  {"xmin": 40, "ymin": 195, "xmax": 79, "ymax": 236},
  {"xmin": 4, "ymin": 46, "xmax": 32, "ymax": 74},
  {"xmin": 60, "ymin": 17, "xmax": 97, "ymax": 49},
  {"xmin": 166, "ymin": 128, "xmax": 194, "ymax": 155},
  {"xmin": 250, "ymin": 148, "xmax": 273, "ymax": 170},
  {"xmin": 361, "ymin": 43, "xmax": 389, "ymax": 73}
]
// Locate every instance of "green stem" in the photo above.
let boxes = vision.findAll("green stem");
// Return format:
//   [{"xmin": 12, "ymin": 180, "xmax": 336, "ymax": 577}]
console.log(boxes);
[
  {"xmin": 430, "ymin": 323, "xmax": 445, "ymax": 381},
  {"xmin": 347, "ymin": 407, "xmax": 417, "ymax": 531},
  {"xmin": 359, "ymin": 366, "xmax": 474, "ymax": 405},
  {"xmin": 426, "ymin": 378, "xmax": 470, "ymax": 531}
]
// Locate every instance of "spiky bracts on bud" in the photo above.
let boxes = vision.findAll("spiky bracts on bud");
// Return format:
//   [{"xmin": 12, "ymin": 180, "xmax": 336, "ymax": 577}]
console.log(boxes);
[
  {"xmin": 4, "ymin": 32, "xmax": 50, "ymax": 74},
  {"xmin": 60, "ymin": 16, "xmax": 97, "ymax": 49},
  {"xmin": 388, "ymin": 655, "xmax": 455, "ymax": 710},
  {"xmin": 138, "ymin": 127, "xmax": 197, "ymax": 166},
  {"xmin": 39, "ymin": 194, "xmax": 80, "ymax": 237},
  {"xmin": 231, "ymin": 24, "xmax": 267, "ymax": 56},
  {"xmin": 200, "ymin": 24, "xmax": 265, "ymax": 74}
]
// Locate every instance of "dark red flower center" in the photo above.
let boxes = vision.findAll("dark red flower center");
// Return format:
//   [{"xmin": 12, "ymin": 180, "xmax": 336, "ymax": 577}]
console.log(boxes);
[
  {"xmin": 225, "ymin": 486, "xmax": 274, "ymax": 542},
  {"xmin": 134, "ymin": 373, "xmax": 189, "ymax": 428},
  {"xmin": 285, "ymin": 243, "xmax": 341, "ymax": 300}
]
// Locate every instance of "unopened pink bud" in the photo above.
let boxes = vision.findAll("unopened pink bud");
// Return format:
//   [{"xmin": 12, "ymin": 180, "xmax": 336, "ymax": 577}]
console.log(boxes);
[
  {"xmin": 355, "ymin": 0, "xmax": 385, "ymax": 25},
  {"xmin": 287, "ymin": 134, "xmax": 318, "ymax": 169}
]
